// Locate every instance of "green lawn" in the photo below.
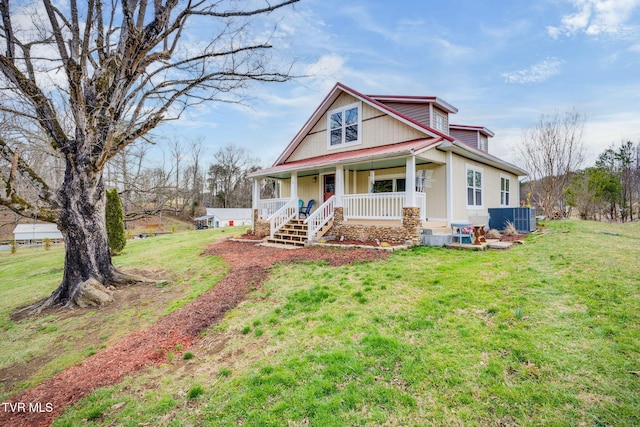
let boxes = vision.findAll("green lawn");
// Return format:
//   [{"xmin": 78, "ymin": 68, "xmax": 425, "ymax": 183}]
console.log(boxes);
[
  {"xmin": 3, "ymin": 221, "xmax": 640, "ymax": 426},
  {"xmin": 0, "ymin": 227, "xmax": 233, "ymax": 400}
]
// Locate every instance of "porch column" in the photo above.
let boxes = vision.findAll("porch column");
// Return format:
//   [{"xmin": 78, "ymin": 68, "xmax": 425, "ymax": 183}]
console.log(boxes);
[
  {"xmin": 446, "ymin": 151, "xmax": 453, "ymax": 223},
  {"xmin": 353, "ymin": 169, "xmax": 357, "ymax": 193},
  {"xmin": 252, "ymin": 178, "xmax": 260, "ymax": 210},
  {"xmin": 344, "ymin": 169, "xmax": 350, "ymax": 194},
  {"xmin": 335, "ymin": 164, "xmax": 344, "ymax": 207},
  {"xmin": 291, "ymin": 172, "xmax": 298, "ymax": 199},
  {"xmin": 405, "ymin": 155, "xmax": 417, "ymax": 207},
  {"xmin": 369, "ymin": 169, "xmax": 375, "ymax": 192}
]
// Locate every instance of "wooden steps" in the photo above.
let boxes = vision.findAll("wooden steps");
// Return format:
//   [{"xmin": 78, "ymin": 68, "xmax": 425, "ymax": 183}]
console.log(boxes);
[
  {"xmin": 315, "ymin": 219, "xmax": 333, "ymax": 240},
  {"xmin": 266, "ymin": 219, "xmax": 308, "ymax": 247},
  {"xmin": 266, "ymin": 218, "xmax": 335, "ymax": 247}
]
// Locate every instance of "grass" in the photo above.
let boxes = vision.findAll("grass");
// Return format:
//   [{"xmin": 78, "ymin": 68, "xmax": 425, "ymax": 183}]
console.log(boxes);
[
  {"xmin": 0, "ymin": 227, "xmax": 236, "ymax": 400},
  {"xmin": 3, "ymin": 220, "xmax": 639, "ymax": 426}
]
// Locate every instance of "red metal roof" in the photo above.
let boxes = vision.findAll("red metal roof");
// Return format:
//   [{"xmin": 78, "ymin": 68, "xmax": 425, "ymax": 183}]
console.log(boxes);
[
  {"xmin": 273, "ymin": 82, "xmax": 455, "ymax": 167},
  {"xmin": 252, "ymin": 138, "xmax": 443, "ymax": 177}
]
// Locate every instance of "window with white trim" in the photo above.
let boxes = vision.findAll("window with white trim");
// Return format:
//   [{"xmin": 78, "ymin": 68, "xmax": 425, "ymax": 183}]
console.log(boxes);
[
  {"xmin": 434, "ymin": 112, "xmax": 447, "ymax": 132},
  {"xmin": 327, "ymin": 102, "xmax": 361, "ymax": 149},
  {"xmin": 466, "ymin": 166, "xmax": 483, "ymax": 207},
  {"xmin": 479, "ymin": 134, "xmax": 488, "ymax": 151},
  {"xmin": 500, "ymin": 175, "xmax": 510, "ymax": 206},
  {"xmin": 373, "ymin": 178, "xmax": 406, "ymax": 193}
]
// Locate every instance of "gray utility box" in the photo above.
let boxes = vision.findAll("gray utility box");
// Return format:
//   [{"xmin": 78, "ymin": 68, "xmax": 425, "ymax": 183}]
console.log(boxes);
[{"xmin": 488, "ymin": 207, "xmax": 536, "ymax": 233}]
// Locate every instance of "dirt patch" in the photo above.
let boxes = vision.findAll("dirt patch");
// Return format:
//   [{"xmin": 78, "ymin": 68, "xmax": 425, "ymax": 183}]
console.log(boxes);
[
  {"xmin": 321, "ymin": 239, "xmax": 403, "ymax": 247},
  {"xmin": 10, "ymin": 267, "xmax": 174, "ymax": 323},
  {"xmin": 1, "ymin": 240, "xmax": 387, "ymax": 427}
]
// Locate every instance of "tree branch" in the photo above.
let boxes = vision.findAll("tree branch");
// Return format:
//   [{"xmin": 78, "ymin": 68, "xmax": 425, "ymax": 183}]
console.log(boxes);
[{"xmin": 0, "ymin": 136, "xmax": 57, "ymax": 221}]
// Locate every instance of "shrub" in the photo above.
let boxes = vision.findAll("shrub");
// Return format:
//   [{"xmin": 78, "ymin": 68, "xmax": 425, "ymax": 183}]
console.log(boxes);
[
  {"xmin": 503, "ymin": 221, "xmax": 518, "ymax": 236},
  {"xmin": 106, "ymin": 189, "xmax": 126, "ymax": 255},
  {"xmin": 486, "ymin": 229, "xmax": 502, "ymax": 239},
  {"xmin": 44, "ymin": 238, "xmax": 51, "ymax": 250}
]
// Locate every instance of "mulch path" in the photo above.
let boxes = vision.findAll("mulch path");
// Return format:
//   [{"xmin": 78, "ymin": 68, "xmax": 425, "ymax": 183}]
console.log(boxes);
[{"xmin": 1, "ymin": 240, "xmax": 388, "ymax": 427}]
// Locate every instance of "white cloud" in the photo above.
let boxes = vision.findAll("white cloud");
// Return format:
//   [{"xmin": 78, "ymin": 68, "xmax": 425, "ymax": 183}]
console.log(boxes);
[
  {"xmin": 304, "ymin": 54, "xmax": 346, "ymax": 81},
  {"xmin": 501, "ymin": 58, "xmax": 565, "ymax": 84},
  {"xmin": 548, "ymin": 0, "xmax": 640, "ymax": 38}
]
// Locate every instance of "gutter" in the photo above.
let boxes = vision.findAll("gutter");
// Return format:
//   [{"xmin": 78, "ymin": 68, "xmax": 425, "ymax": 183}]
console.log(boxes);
[{"xmin": 439, "ymin": 140, "xmax": 528, "ymax": 177}]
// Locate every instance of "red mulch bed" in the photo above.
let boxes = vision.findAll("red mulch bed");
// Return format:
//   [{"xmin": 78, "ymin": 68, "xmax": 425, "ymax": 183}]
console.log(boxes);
[
  {"xmin": 499, "ymin": 233, "xmax": 526, "ymax": 242},
  {"xmin": 1, "ymin": 240, "xmax": 387, "ymax": 427}
]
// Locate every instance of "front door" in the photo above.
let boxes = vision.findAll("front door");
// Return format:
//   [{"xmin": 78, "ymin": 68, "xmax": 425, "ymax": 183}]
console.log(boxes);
[{"xmin": 323, "ymin": 174, "xmax": 335, "ymax": 201}]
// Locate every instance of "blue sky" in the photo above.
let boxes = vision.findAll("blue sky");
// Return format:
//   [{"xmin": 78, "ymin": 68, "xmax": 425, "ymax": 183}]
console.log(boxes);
[{"xmin": 162, "ymin": 0, "xmax": 640, "ymax": 169}]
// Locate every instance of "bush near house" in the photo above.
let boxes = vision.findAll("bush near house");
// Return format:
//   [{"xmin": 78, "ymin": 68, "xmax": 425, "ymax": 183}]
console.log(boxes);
[{"xmin": 106, "ymin": 189, "xmax": 126, "ymax": 255}]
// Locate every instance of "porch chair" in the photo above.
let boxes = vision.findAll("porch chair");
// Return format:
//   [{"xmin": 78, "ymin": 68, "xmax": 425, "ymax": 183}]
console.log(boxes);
[{"xmin": 299, "ymin": 199, "xmax": 315, "ymax": 218}]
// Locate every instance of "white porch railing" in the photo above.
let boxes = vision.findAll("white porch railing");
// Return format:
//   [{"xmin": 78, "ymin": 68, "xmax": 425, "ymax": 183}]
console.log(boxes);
[
  {"xmin": 269, "ymin": 197, "xmax": 298, "ymax": 238},
  {"xmin": 257, "ymin": 197, "xmax": 291, "ymax": 220},
  {"xmin": 304, "ymin": 196, "xmax": 335, "ymax": 241},
  {"xmin": 343, "ymin": 192, "xmax": 426, "ymax": 220}
]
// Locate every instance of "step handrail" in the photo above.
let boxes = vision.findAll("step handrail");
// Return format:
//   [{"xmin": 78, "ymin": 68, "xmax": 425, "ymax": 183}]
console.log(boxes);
[
  {"xmin": 269, "ymin": 197, "xmax": 298, "ymax": 239},
  {"xmin": 304, "ymin": 195, "xmax": 335, "ymax": 241}
]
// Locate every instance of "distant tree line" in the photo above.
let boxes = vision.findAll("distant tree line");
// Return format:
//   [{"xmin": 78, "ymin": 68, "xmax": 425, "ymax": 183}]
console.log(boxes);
[
  {"xmin": 565, "ymin": 141, "xmax": 640, "ymax": 222},
  {"xmin": 518, "ymin": 110, "xmax": 639, "ymax": 223},
  {"xmin": 103, "ymin": 140, "xmax": 276, "ymax": 222}
]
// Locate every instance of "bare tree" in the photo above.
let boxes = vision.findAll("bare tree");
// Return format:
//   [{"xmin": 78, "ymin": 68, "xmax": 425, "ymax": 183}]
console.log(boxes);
[
  {"xmin": 208, "ymin": 144, "xmax": 258, "ymax": 208},
  {"xmin": 186, "ymin": 138, "xmax": 205, "ymax": 217},
  {"xmin": 0, "ymin": 0, "xmax": 298, "ymax": 311},
  {"xmin": 169, "ymin": 139, "xmax": 185, "ymax": 215},
  {"xmin": 105, "ymin": 143, "xmax": 151, "ymax": 213},
  {"xmin": 518, "ymin": 110, "xmax": 586, "ymax": 219}
]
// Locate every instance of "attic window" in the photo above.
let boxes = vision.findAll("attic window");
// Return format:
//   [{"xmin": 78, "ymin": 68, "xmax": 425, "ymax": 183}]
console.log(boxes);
[
  {"xmin": 479, "ymin": 134, "xmax": 488, "ymax": 151},
  {"xmin": 327, "ymin": 102, "xmax": 361, "ymax": 149},
  {"xmin": 434, "ymin": 112, "xmax": 447, "ymax": 133}
]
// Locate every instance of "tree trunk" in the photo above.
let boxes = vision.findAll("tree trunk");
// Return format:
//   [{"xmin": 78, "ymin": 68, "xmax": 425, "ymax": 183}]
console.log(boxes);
[
  {"xmin": 55, "ymin": 162, "xmax": 115, "ymax": 301},
  {"xmin": 32, "ymin": 161, "xmax": 138, "ymax": 311}
]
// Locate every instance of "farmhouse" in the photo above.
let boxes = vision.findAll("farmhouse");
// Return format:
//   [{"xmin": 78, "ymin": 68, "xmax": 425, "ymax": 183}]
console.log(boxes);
[
  {"xmin": 195, "ymin": 208, "xmax": 252, "ymax": 229},
  {"xmin": 249, "ymin": 83, "xmax": 527, "ymax": 246},
  {"xmin": 13, "ymin": 223, "xmax": 63, "ymax": 243}
]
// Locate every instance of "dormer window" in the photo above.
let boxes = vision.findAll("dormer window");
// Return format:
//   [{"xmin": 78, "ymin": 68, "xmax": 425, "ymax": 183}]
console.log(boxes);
[
  {"xmin": 479, "ymin": 134, "xmax": 488, "ymax": 151},
  {"xmin": 434, "ymin": 112, "xmax": 447, "ymax": 133},
  {"xmin": 327, "ymin": 102, "xmax": 361, "ymax": 149}
]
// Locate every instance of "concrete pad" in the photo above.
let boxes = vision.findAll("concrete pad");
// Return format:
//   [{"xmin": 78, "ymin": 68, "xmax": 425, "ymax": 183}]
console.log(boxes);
[
  {"xmin": 488, "ymin": 241, "xmax": 513, "ymax": 250},
  {"xmin": 258, "ymin": 242, "xmax": 303, "ymax": 250}
]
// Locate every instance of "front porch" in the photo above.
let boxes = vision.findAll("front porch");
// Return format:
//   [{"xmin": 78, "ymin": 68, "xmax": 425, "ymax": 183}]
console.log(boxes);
[
  {"xmin": 250, "ymin": 152, "xmax": 448, "ymax": 246},
  {"xmin": 252, "ymin": 194, "xmax": 429, "ymax": 246}
]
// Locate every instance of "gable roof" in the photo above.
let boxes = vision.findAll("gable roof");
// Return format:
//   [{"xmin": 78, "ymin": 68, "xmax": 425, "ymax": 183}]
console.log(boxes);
[
  {"xmin": 273, "ymin": 82, "xmax": 455, "ymax": 166},
  {"xmin": 13, "ymin": 223, "xmax": 60, "ymax": 234},
  {"xmin": 450, "ymin": 124, "xmax": 495, "ymax": 137},
  {"xmin": 263, "ymin": 82, "xmax": 526, "ymax": 178},
  {"xmin": 368, "ymin": 94, "xmax": 459, "ymax": 114}
]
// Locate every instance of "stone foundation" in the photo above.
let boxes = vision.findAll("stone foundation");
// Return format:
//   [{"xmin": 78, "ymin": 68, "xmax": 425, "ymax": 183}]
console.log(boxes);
[
  {"xmin": 252, "ymin": 209, "xmax": 270, "ymax": 238},
  {"xmin": 328, "ymin": 207, "xmax": 422, "ymax": 245}
]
